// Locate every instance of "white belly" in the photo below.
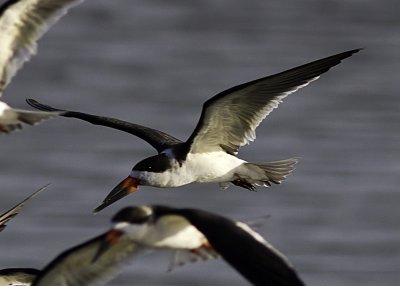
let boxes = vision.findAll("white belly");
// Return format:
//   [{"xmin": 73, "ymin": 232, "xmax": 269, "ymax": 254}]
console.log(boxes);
[
  {"xmin": 185, "ymin": 152, "xmax": 246, "ymax": 183},
  {"xmin": 153, "ymin": 152, "xmax": 245, "ymax": 186},
  {"xmin": 133, "ymin": 152, "xmax": 246, "ymax": 188}
]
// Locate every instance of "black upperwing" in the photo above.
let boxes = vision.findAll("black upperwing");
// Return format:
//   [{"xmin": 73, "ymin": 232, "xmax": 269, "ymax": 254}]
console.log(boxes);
[
  {"xmin": 177, "ymin": 208, "xmax": 306, "ymax": 286},
  {"xmin": 186, "ymin": 49, "xmax": 361, "ymax": 155},
  {"xmin": 26, "ymin": 99, "xmax": 183, "ymax": 153}
]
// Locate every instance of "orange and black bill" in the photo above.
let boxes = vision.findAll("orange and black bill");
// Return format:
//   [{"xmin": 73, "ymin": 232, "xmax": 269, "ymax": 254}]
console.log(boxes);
[
  {"xmin": 92, "ymin": 229, "xmax": 124, "ymax": 263},
  {"xmin": 93, "ymin": 177, "xmax": 140, "ymax": 213}
]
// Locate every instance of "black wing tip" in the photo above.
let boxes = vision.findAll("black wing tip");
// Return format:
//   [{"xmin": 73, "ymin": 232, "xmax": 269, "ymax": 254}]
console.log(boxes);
[
  {"xmin": 29, "ymin": 183, "xmax": 50, "ymax": 197},
  {"xmin": 26, "ymin": 98, "xmax": 65, "ymax": 113},
  {"xmin": 324, "ymin": 48, "xmax": 362, "ymax": 64},
  {"xmin": 340, "ymin": 47, "xmax": 363, "ymax": 58},
  {"xmin": 347, "ymin": 47, "xmax": 363, "ymax": 53},
  {"xmin": 0, "ymin": 184, "xmax": 49, "ymax": 231}
]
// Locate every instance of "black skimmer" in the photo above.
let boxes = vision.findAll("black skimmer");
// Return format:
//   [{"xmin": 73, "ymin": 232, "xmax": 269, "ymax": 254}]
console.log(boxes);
[
  {"xmin": 0, "ymin": 0, "xmax": 86, "ymax": 133},
  {"xmin": 95, "ymin": 205, "xmax": 306, "ymax": 286},
  {"xmin": 0, "ymin": 268, "xmax": 39, "ymax": 286},
  {"xmin": 21, "ymin": 210, "xmax": 213, "ymax": 286},
  {"xmin": 0, "ymin": 185, "xmax": 48, "ymax": 232},
  {"xmin": 27, "ymin": 49, "xmax": 361, "ymax": 212}
]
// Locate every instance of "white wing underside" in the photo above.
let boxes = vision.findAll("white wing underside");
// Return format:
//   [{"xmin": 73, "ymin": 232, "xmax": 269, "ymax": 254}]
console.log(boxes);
[
  {"xmin": 190, "ymin": 76, "xmax": 319, "ymax": 155},
  {"xmin": 0, "ymin": 0, "xmax": 84, "ymax": 96},
  {"xmin": 188, "ymin": 49, "xmax": 359, "ymax": 155}
]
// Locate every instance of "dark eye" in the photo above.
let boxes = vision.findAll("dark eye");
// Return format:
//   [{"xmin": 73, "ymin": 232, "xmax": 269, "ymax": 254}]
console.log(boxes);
[{"xmin": 133, "ymin": 154, "xmax": 171, "ymax": 173}]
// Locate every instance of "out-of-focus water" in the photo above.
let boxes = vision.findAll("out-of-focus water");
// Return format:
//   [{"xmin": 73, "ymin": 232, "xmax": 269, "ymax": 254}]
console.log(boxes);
[{"xmin": 0, "ymin": 0, "xmax": 399, "ymax": 285}]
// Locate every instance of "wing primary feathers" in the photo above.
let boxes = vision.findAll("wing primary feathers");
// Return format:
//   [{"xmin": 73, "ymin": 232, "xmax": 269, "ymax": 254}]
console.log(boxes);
[
  {"xmin": 186, "ymin": 49, "xmax": 361, "ymax": 154},
  {"xmin": 0, "ymin": 184, "xmax": 49, "ymax": 232},
  {"xmin": 26, "ymin": 99, "xmax": 182, "ymax": 153}
]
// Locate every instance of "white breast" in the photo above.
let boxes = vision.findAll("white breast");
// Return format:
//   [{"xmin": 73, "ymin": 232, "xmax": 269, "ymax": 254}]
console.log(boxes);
[
  {"xmin": 183, "ymin": 151, "xmax": 246, "ymax": 183},
  {"xmin": 122, "ymin": 215, "xmax": 205, "ymax": 249},
  {"xmin": 149, "ymin": 216, "xmax": 205, "ymax": 249}
]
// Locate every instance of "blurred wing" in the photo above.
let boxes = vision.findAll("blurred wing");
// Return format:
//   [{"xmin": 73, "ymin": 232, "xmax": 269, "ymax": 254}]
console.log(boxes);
[
  {"xmin": 33, "ymin": 233, "xmax": 141, "ymax": 286},
  {"xmin": 0, "ymin": 107, "xmax": 61, "ymax": 133},
  {"xmin": 0, "ymin": 0, "xmax": 84, "ymax": 95},
  {"xmin": 0, "ymin": 184, "xmax": 48, "ymax": 232},
  {"xmin": 187, "ymin": 49, "xmax": 360, "ymax": 155},
  {"xmin": 26, "ymin": 99, "xmax": 183, "ymax": 152},
  {"xmin": 14, "ymin": 109, "xmax": 62, "ymax": 125},
  {"xmin": 180, "ymin": 208, "xmax": 306, "ymax": 286},
  {"xmin": 235, "ymin": 221, "xmax": 292, "ymax": 266},
  {"xmin": 0, "ymin": 268, "xmax": 40, "ymax": 286}
]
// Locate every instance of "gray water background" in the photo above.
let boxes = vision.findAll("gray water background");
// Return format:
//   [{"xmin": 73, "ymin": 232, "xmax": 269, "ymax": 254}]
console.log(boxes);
[{"xmin": 0, "ymin": 0, "xmax": 399, "ymax": 285}]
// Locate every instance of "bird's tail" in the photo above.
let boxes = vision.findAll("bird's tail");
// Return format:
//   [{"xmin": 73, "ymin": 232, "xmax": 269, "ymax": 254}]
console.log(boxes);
[
  {"xmin": 239, "ymin": 158, "xmax": 298, "ymax": 189},
  {"xmin": 256, "ymin": 158, "xmax": 298, "ymax": 184}
]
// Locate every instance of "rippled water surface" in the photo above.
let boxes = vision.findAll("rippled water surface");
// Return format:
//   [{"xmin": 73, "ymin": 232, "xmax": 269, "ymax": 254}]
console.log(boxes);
[{"xmin": 0, "ymin": 0, "xmax": 399, "ymax": 285}]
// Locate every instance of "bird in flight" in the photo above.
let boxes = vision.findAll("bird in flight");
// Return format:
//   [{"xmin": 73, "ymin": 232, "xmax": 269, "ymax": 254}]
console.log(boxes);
[
  {"xmin": 95, "ymin": 205, "xmax": 306, "ymax": 286},
  {"xmin": 0, "ymin": 0, "xmax": 86, "ymax": 133},
  {"xmin": 27, "ymin": 49, "xmax": 361, "ymax": 212},
  {"xmin": 19, "ymin": 206, "xmax": 214, "ymax": 286}
]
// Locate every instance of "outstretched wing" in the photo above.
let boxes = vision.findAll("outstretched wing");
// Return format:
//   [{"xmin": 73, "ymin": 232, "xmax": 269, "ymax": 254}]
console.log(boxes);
[
  {"xmin": 179, "ymin": 208, "xmax": 306, "ymax": 286},
  {"xmin": 26, "ymin": 99, "xmax": 183, "ymax": 153},
  {"xmin": 0, "ymin": 184, "xmax": 48, "ymax": 232},
  {"xmin": 0, "ymin": 0, "xmax": 84, "ymax": 95},
  {"xmin": 33, "ymin": 233, "xmax": 141, "ymax": 286},
  {"xmin": 187, "ymin": 49, "xmax": 361, "ymax": 155}
]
